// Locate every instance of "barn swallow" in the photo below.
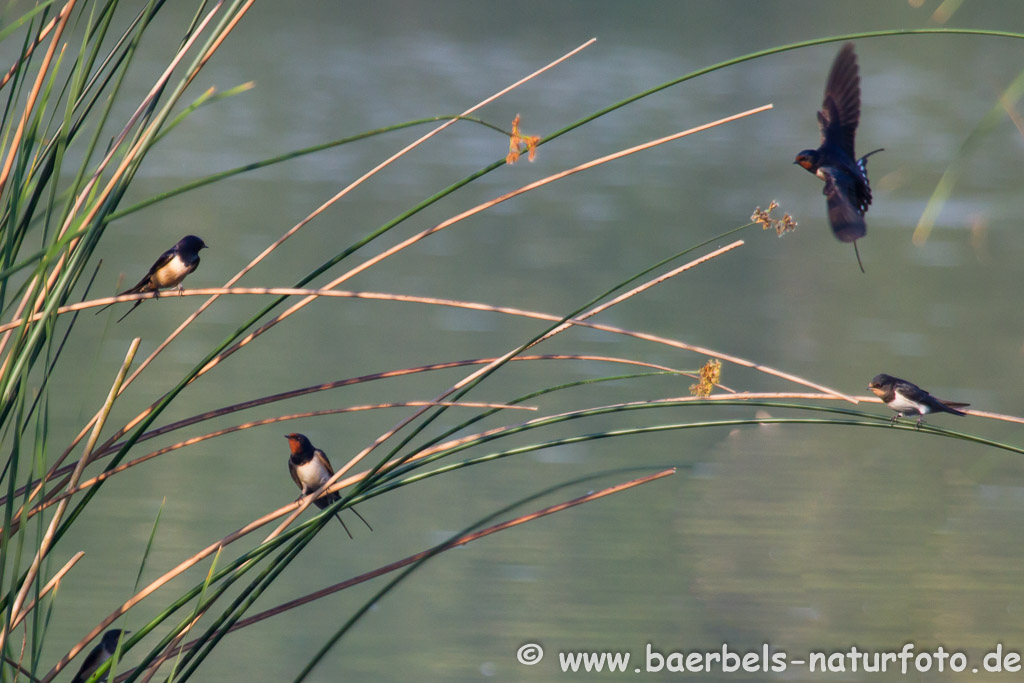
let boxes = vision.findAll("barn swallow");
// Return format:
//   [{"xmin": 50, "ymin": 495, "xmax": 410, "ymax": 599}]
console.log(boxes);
[
  {"xmin": 285, "ymin": 433, "xmax": 372, "ymax": 538},
  {"xmin": 95, "ymin": 235, "xmax": 207, "ymax": 322},
  {"xmin": 794, "ymin": 42, "xmax": 883, "ymax": 273},
  {"xmin": 868, "ymin": 373, "xmax": 970, "ymax": 427},
  {"xmin": 71, "ymin": 629, "xmax": 128, "ymax": 683}
]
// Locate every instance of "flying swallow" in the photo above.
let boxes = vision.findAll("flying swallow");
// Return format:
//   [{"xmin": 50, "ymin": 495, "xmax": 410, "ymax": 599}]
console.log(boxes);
[
  {"xmin": 96, "ymin": 235, "xmax": 207, "ymax": 322},
  {"xmin": 794, "ymin": 42, "xmax": 883, "ymax": 273},
  {"xmin": 285, "ymin": 433, "xmax": 372, "ymax": 538},
  {"xmin": 71, "ymin": 629, "xmax": 128, "ymax": 683},
  {"xmin": 868, "ymin": 373, "xmax": 969, "ymax": 426}
]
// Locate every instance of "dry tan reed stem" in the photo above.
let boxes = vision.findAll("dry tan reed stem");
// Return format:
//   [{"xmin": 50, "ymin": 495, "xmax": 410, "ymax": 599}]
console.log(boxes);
[
  {"xmin": 3, "ymin": 339, "xmax": 137, "ymax": 655},
  {"xmin": 118, "ymin": 468, "xmax": 676, "ymax": 681},
  {"xmin": 0, "ymin": 1, "xmax": 74, "ymax": 202},
  {"xmin": 1, "ymin": 354, "xmax": 694, "ymax": 511},
  {"xmin": 0, "ymin": 1, "xmax": 75, "ymax": 374},
  {"xmin": 12, "ymin": 279, "xmax": 849, "ymax": 521},
  {"xmin": 382, "ymin": 392, "xmax": 1024, "ymax": 464},
  {"xmin": 197, "ymin": 105, "xmax": 773, "ymax": 389},
  {"xmin": 12, "ymin": 551, "xmax": 85, "ymax": 625},
  {"xmin": 45, "ymin": 39, "xmax": 597, "ymax": 528},
  {"xmin": 538, "ymin": 241, "xmax": 744, "ymax": 342},
  {"xmin": 0, "ymin": 279, "xmax": 736, "ymax": 332},
  {"xmin": 0, "ymin": 3, "xmax": 70, "ymax": 90},
  {"xmin": 11, "ymin": 402, "xmax": 537, "ymax": 526},
  {"xmin": 0, "ymin": 2, "xmax": 224, "ymax": 373},
  {"xmin": 186, "ymin": 0, "xmax": 253, "ymax": 88}
]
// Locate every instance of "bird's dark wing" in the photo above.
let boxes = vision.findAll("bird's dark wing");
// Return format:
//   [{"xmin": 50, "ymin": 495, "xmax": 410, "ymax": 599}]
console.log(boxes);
[
  {"xmin": 937, "ymin": 400, "xmax": 969, "ymax": 415},
  {"xmin": 288, "ymin": 461, "xmax": 302, "ymax": 491},
  {"xmin": 312, "ymin": 449, "xmax": 339, "ymax": 508},
  {"xmin": 821, "ymin": 169, "xmax": 866, "ymax": 242},
  {"xmin": 70, "ymin": 645, "xmax": 105, "ymax": 683},
  {"xmin": 893, "ymin": 379, "xmax": 931, "ymax": 404},
  {"xmin": 818, "ymin": 42, "xmax": 860, "ymax": 158},
  {"xmin": 119, "ymin": 247, "xmax": 176, "ymax": 295},
  {"xmin": 313, "ymin": 449, "xmax": 335, "ymax": 476}
]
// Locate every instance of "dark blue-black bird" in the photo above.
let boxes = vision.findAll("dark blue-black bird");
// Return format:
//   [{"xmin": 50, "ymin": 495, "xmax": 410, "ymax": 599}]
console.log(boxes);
[
  {"xmin": 795, "ymin": 43, "xmax": 882, "ymax": 273},
  {"xmin": 285, "ymin": 433, "xmax": 372, "ymax": 539},
  {"xmin": 71, "ymin": 629, "xmax": 128, "ymax": 683},
  {"xmin": 96, "ymin": 235, "xmax": 207, "ymax": 322},
  {"xmin": 868, "ymin": 374, "xmax": 970, "ymax": 427}
]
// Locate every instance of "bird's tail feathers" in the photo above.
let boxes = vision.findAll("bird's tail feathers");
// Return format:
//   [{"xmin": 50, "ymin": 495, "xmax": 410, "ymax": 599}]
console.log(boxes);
[
  {"xmin": 853, "ymin": 240, "xmax": 865, "ymax": 273},
  {"xmin": 940, "ymin": 400, "xmax": 969, "ymax": 416},
  {"xmin": 115, "ymin": 299, "xmax": 144, "ymax": 323},
  {"xmin": 333, "ymin": 512, "xmax": 353, "ymax": 539},
  {"xmin": 94, "ymin": 301, "xmax": 117, "ymax": 316},
  {"xmin": 859, "ymin": 148, "xmax": 885, "ymax": 164},
  {"xmin": 97, "ymin": 279, "xmax": 154, "ymax": 318},
  {"xmin": 857, "ymin": 148, "xmax": 884, "ymax": 178},
  {"xmin": 351, "ymin": 505, "xmax": 373, "ymax": 532}
]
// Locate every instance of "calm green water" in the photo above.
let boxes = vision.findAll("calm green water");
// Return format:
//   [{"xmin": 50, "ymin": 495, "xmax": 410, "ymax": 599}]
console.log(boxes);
[{"xmin": 18, "ymin": 1, "xmax": 1024, "ymax": 680}]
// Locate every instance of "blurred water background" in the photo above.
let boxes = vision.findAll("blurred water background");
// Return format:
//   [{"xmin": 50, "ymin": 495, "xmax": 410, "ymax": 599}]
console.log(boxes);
[{"xmin": 13, "ymin": 1, "xmax": 1024, "ymax": 680}]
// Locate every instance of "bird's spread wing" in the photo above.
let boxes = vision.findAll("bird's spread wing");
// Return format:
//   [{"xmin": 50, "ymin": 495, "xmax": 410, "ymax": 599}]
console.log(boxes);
[
  {"xmin": 821, "ymin": 169, "xmax": 866, "ymax": 242},
  {"xmin": 818, "ymin": 43, "xmax": 860, "ymax": 159}
]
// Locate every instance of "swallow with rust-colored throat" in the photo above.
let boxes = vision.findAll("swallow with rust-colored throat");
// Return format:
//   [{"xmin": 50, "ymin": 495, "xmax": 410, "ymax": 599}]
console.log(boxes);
[
  {"xmin": 96, "ymin": 234, "xmax": 207, "ymax": 322},
  {"xmin": 868, "ymin": 373, "xmax": 969, "ymax": 427},
  {"xmin": 285, "ymin": 433, "xmax": 372, "ymax": 538},
  {"xmin": 795, "ymin": 42, "xmax": 883, "ymax": 273}
]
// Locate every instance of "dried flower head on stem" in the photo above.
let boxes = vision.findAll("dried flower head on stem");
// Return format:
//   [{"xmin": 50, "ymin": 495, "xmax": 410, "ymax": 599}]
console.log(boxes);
[
  {"xmin": 751, "ymin": 200, "xmax": 797, "ymax": 236},
  {"xmin": 506, "ymin": 114, "xmax": 540, "ymax": 164},
  {"xmin": 690, "ymin": 359, "xmax": 722, "ymax": 398}
]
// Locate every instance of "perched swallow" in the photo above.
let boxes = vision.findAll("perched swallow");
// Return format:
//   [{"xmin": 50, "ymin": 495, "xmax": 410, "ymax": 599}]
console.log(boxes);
[
  {"xmin": 868, "ymin": 373, "xmax": 970, "ymax": 426},
  {"xmin": 71, "ymin": 629, "xmax": 128, "ymax": 683},
  {"xmin": 285, "ymin": 433, "xmax": 372, "ymax": 538},
  {"xmin": 794, "ymin": 42, "xmax": 883, "ymax": 273},
  {"xmin": 96, "ymin": 235, "xmax": 208, "ymax": 322}
]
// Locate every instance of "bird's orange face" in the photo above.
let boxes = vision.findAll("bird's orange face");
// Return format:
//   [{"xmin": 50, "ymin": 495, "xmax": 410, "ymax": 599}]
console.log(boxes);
[
  {"xmin": 867, "ymin": 381, "xmax": 886, "ymax": 399},
  {"xmin": 794, "ymin": 154, "xmax": 815, "ymax": 170},
  {"xmin": 285, "ymin": 433, "xmax": 306, "ymax": 455}
]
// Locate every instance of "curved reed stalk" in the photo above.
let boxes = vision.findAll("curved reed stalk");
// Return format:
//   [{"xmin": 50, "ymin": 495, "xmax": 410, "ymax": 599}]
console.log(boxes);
[
  {"xmin": 0, "ymin": 353, "xmax": 695, "ymax": 508},
  {"xmin": 116, "ymin": 468, "xmax": 675, "ymax": 681}
]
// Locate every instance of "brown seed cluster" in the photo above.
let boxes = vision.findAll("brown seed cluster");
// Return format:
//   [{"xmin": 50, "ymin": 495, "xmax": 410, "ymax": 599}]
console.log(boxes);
[
  {"xmin": 689, "ymin": 359, "xmax": 722, "ymax": 398},
  {"xmin": 751, "ymin": 200, "xmax": 797, "ymax": 236}
]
